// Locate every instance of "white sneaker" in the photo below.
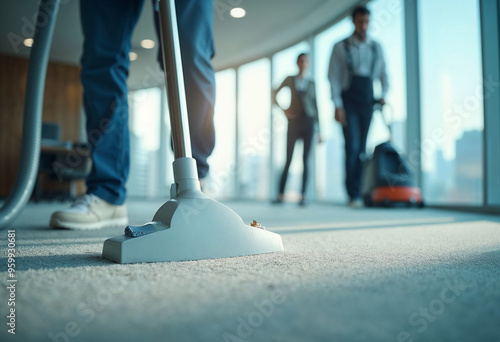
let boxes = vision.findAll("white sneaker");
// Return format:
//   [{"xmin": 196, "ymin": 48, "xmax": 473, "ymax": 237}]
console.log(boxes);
[
  {"xmin": 50, "ymin": 194, "xmax": 128, "ymax": 230},
  {"xmin": 348, "ymin": 199, "xmax": 364, "ymax": 208}
]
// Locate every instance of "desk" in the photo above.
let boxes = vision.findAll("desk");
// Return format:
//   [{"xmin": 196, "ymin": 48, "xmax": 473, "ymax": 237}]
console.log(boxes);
[
  {"xmin": 35, "ymin": 144, "xmax": 91, "ymax": 201},
  {"xmin": 41, "ymin": 143, "xmax": 90, "ymax": 155}
]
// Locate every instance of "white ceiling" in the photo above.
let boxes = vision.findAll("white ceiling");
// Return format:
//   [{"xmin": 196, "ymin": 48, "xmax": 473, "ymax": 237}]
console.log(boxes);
[{"xmin": 0, "ymin": 0, "xmax": 362, "ymax": 89}]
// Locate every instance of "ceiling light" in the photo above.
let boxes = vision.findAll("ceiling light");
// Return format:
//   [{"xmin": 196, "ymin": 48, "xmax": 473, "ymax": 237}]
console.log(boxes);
[
  {"xmin": 230, "ymin": 7, "xmax": 246, "ymax": 18},
  {"xmin": 23, "ymin": 38, "xmax": 34, "ymax": 47},
  {"xmin": 140, "ymin": 39, "xmax": 155, "ymax": 49},
  {"xmin": 129, "ymin": 52, "xmax": 138, "ymax": 61}
]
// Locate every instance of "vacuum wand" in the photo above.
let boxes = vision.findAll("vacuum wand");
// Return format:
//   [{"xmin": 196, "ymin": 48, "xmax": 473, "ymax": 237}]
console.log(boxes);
[{"xmin": 158, "ymin": 0, "xmax": 192, "ymax": 160}]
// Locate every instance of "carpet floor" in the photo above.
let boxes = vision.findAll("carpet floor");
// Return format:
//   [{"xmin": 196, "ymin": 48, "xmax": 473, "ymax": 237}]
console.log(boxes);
[{"xmin": 1, "ymin": 199, "xmax": 499, "ymax": 342}]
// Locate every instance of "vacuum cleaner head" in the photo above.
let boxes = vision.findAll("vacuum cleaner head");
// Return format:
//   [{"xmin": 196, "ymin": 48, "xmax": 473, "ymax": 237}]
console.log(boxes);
[
  {"xmin": 362, "ymin": 142, "xmax": 423, "ymax": 207},
  {"xmin": 102, "ymin": 158, "xmax": 284, "ymax": 263}
]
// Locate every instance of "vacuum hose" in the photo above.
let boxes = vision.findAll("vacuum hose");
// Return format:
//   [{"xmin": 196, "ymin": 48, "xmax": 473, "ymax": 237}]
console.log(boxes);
[{"xmin": 0, "ymin": 0, "xmax": 60, "ymax": 229}]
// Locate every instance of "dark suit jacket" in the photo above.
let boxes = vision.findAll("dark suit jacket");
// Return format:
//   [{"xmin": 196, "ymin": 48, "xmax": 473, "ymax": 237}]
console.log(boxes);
[{"xmin": 273, "ymin": 76, "xmax": 319, "ymax": 124}]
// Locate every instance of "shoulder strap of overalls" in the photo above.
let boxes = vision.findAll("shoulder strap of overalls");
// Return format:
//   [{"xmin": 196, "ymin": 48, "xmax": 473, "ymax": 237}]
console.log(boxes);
[
  {"xmin": 370, "ymin": 41, "xmax": 378, "ymax": 78},
  {"xmin": 343, "ymin": 38, "xmax": 354, "ymax": 75},
  {"xmin": 344, "ymin": 38, "xmax": 379, "ymax": 79}
]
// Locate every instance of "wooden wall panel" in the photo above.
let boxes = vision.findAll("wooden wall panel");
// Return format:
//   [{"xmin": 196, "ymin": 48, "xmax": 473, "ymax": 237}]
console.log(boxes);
[{"xmin": 0, "ymin": 54, "xmax": 82, "ymax": 197}]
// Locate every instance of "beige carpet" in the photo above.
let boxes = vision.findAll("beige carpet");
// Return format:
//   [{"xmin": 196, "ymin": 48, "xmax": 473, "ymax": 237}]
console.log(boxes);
[{"xmin": 0, "ymin": 200, "xmax": 499, "ymax": 342}]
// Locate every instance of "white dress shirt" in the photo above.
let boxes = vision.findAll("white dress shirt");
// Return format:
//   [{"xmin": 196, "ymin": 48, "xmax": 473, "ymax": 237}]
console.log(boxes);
[{"xmin": 328, "ymin": 35, "xmax": 389, "ymax": 108}]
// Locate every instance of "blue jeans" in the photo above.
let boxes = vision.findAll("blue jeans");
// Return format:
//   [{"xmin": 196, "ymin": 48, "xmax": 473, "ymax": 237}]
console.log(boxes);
[
  {"xmin": 80, "ymin": 0, "xmax": 216, "ymax": 205},
  {"xmin": 341, "ymin": 76, "xmax": 373, "ymax": 200}
]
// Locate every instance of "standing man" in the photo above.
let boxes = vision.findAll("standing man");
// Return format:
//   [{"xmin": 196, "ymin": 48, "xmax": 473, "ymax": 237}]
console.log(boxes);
[
  {"xmin": 50, "ymin": 0, "xmax": 216, "ymax": 229},
  {"xmin": 328, "ymin": 6, "xmax": 388, "ymax": 207}
]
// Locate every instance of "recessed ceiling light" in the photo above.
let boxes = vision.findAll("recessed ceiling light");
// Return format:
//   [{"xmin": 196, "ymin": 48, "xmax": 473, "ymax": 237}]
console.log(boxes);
[
  {"xmin": 230, "ymin": 7, "xmax": 246, "ymax": 18},
  {"xmin": 129, "ymin": 52, "xmax": 138, "ymax": 61},
  {"xmin": 23, "ymin": 38, "xmax": 34, "ymax": 47},
  {"xmin": 140, "ymin": 39, "xmax": 155, "ymax": 49}
]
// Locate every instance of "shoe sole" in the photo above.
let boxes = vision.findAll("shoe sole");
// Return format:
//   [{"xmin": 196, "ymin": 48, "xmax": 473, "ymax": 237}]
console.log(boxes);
[{"xmin": 50, "ymin": 217, "xmax": 129, "ymax": 230}]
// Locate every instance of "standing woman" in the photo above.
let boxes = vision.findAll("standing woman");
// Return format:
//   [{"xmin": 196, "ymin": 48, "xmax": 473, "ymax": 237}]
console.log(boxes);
[{"xmin": 273, "ymin": 53, "xmax": 320, "ymax": 206}]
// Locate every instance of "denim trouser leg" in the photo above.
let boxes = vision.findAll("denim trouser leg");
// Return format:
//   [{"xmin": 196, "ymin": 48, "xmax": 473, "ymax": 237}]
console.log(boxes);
[
  {"xmin": 342, "ymin": 101, "xmax": 373, "ymax": 200},
  {"xmin": 154, "ymin": 0, "xmax": 216, "ymax": 179},
  {"xmin": 80, "ymin": 0, "xmax": 145, "ymax": 205},
  {"xmin": 81, "ymin": 0, "xmax": 216, "ymax": 205}
]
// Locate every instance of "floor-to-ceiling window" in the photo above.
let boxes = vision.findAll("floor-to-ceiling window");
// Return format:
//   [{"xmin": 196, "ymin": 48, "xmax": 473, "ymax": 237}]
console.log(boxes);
[
  {"xmin": 205, "ymin": 68, "xmax": 237, "ymax": 199},
  {"xmin": 127, "ymin": 87, "xmax": 163, "ymax": 198},
  {"xmin": 124, "ymin": 0, "xmax": 490, "ymax": 210},
  {"xmin": 314, "ymin": 18, "xmax": 352, "ymax": 203},
  {"xmin": 418, "ymin": 0, "xmax": 484, "ymax": 205},
  {"xmin": 237, "ymin": 58, "xmax": 271, "ymax": 199},
  {"xmin": 366, "ymin": 0, "xmax": 407, "ymax": 154}
]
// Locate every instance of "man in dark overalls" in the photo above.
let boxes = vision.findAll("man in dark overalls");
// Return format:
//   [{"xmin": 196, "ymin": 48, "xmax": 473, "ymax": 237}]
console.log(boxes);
[{"xmin": 328, "ymin": 6, "xmax": 389, "ymax": 207}]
